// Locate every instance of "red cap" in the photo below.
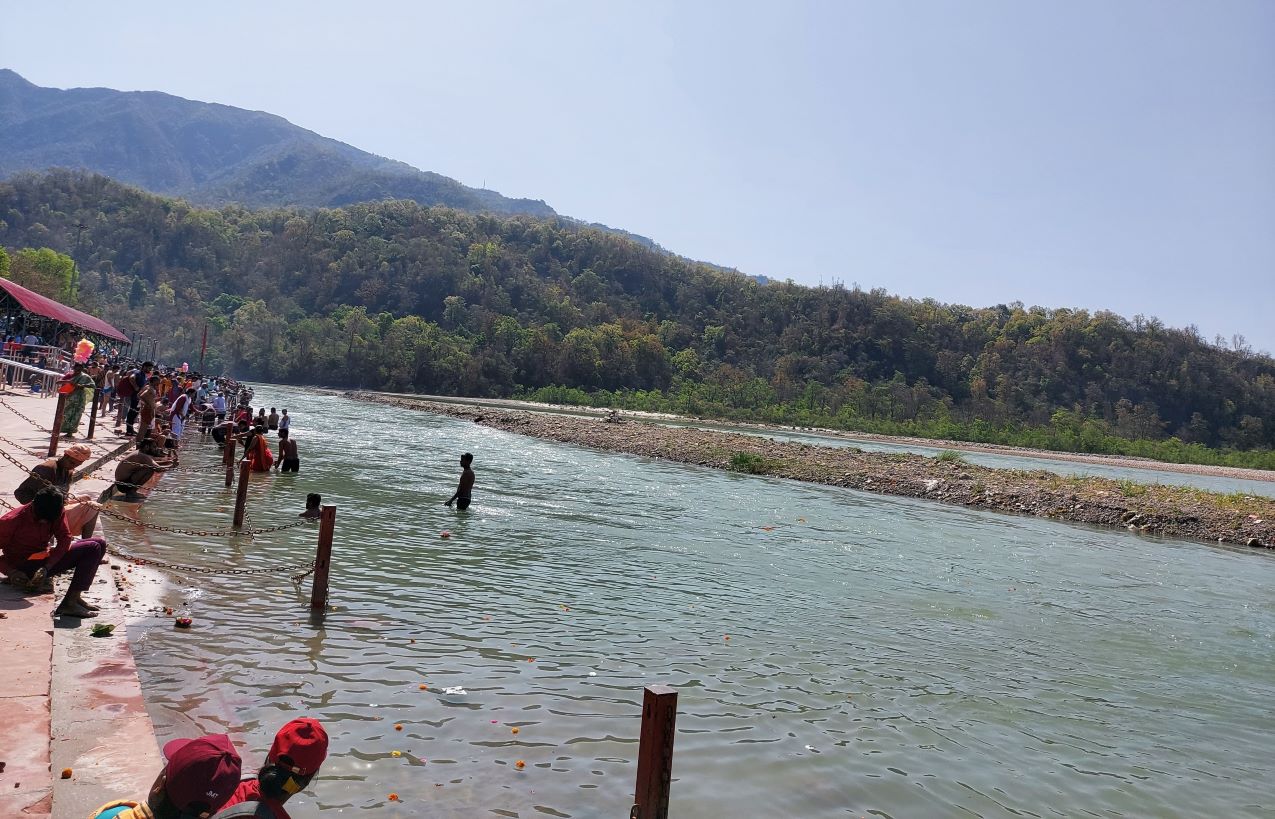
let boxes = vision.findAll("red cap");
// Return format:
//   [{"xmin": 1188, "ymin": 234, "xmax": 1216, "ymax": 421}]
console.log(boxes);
[
  {"xmin": 162, "ymin": 734, "xmax": 242, "ymax": 815},
  {"xmin": 267, "ymin": 718, "xmax": 328, "ymax": 776}
]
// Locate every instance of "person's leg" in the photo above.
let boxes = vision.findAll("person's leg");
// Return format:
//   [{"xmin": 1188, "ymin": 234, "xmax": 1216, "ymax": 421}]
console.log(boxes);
[
  {"xmin": 48, "ymin": 537, "xmax": 107, "ymax": 615},
  {"xmin": 63, "ymin": 499, "xmax": 100, "ymax": 539},
  {"xmin": 456, "ymin": 497, "xmax": 471, "ymax": 510}
]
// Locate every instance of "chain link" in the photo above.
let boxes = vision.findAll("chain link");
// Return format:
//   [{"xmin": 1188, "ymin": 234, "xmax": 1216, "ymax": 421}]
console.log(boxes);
[
  {"xmin": 98, "ymin": 506, "xmax": 312, "ymax": 537},
  {"xmin": 0, "ymin": 395, "xmax": 50, "ymax": 432},
  {"xmin": 106, "ymin": 544, "xmax": 316, "ymax": 577},
  {"xmin": 0, "ymin": 433, "xmax": 46, "ymax": 458}
]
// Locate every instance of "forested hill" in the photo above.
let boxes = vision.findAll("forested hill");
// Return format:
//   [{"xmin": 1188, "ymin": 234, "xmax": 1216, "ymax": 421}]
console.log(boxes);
[
  {"xmin": 0, "ymin": 69, "xmax": 553, "ymax": 217},
  {"xmin": 2, "ymin": 171, "xmax": 1273, "ymax": 460}
]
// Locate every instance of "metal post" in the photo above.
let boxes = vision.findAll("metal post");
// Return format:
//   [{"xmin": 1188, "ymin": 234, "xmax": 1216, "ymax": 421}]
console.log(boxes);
[
  {"xmin": 85, "ymin": 387, "xmax": 100, "ymax": 440},
  {"xmin": 310, "ymin": 505, "xmax": 336, "ymax": 611},
  {"xmin": 48, "ymin": 392, "xmax": 67, "ymax": 456},
  {"xmin": 630, "ymin": 685, "xmax": 678, "ymax": 819},
  {"xmin": 223, "ymin": 436, "xmax": 236, "ymax": 488},
  {"xmin": 232, "ymin": 458, "xmax": 250, "ymax": 527}
]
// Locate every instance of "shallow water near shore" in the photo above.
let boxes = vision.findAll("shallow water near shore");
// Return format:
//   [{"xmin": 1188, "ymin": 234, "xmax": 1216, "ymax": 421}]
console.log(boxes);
[{"xmin": 117, "ymin": 387, "xmax": 1275, "ymax": 817}]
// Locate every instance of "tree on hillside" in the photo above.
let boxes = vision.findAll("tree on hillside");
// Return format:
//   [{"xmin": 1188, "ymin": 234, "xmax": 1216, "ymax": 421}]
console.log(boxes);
[{"xmin": 8, "ymin": 247, "xmax": 76, "ymax": 302}]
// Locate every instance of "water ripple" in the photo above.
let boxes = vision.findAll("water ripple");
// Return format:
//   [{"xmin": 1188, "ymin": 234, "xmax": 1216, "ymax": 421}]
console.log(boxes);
[{"xmin": 115, "ymin": 387, "xmax": 1275, "ymax": 818}]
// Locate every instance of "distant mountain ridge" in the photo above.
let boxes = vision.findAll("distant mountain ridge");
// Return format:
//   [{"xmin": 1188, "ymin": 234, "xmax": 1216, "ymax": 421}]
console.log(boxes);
[{"xmin": 0, "ymin": 68, "xmax": 556, "ymax": 217}]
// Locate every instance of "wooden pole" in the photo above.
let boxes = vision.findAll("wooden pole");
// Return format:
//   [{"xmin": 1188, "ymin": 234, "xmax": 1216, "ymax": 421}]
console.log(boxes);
[
  {"xmin": 232, "ymin": 458, "xmax": 250, "ymax": 527},
  {"xmin": 310, "ymin": 505, "xmax": 336, "ymax": 611},
  {"xmin": 223, "ymin": 436, "xmax": 236, "ymax": 488},
  {"xmin": 630, "ymin": 685, "xmax": 678, "ymax": 819},
  {"xmin": 85, "ymin": 388, "xmax": 100, "ymax": 440},
  {"xmin": 48, "ymin": 392, "xmax": 67, "ymax": 457}
]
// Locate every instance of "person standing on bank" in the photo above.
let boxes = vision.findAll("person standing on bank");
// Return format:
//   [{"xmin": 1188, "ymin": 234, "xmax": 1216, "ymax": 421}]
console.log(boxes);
[
  {"xmin": 59, "ymin": 362, "xmax": 96, "ymax": 438},
  {"xmin": 444, "ymin": 453, "xmax": 475, "ymax": 510}
]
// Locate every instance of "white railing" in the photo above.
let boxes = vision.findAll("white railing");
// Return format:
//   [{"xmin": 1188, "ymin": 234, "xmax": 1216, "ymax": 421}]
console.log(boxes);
[{"xmin": 0, "ymin": 358, "xmax": 64, "ymax": 397}]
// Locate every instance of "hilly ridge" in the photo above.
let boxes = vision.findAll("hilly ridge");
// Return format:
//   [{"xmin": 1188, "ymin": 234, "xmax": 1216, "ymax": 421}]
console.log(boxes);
[
  {"xmin": 1, "ymin": 170, "xmax": 1272, "ymax": 465},
  {"xmin": 0, "ymin": 68, "xmax": 556, "ymax": 217}
]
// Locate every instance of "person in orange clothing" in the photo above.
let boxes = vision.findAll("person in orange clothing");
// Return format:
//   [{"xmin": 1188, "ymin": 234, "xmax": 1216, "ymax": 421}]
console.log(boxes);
[
  {"xmin": 244, "ymin": 425, "xmax": 274, "ymax": 472},
  {"xmin": 213, "ymin": 718, "xmax": 328, "ymax": 819}
]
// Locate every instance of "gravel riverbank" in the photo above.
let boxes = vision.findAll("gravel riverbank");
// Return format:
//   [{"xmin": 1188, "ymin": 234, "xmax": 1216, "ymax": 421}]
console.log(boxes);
[{"xmin": 351, "ymin": 392, "xmax": 1274, "ymax": 550}]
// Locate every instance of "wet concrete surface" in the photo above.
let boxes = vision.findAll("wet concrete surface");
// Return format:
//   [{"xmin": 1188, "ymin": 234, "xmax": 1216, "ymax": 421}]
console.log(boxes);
[{"xmin": 0, "ymin": 389, "xmax": 162, "ymax": 816}]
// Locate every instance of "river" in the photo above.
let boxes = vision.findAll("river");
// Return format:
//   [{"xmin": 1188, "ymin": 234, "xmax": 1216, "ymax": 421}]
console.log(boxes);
[{"xmin": 116, "ymin": 386, "xmax": 1275, "ymax": 817}]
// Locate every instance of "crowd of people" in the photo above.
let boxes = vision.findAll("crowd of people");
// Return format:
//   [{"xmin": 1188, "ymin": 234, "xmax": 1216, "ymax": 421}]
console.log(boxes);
[
  {"xmin": 0, "ymin": 350, "xmax": 330, "ymax": 815},
  {"xmin": 0, "ymin": 322, "xmax": 503, "ymax": 816},
  {"xmin": 1, "ymin": 355, "xmax": 310, "ymax": 615}
]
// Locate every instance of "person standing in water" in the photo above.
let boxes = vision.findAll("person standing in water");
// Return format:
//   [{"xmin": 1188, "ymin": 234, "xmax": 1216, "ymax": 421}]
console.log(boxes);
[{"xmin": 444, "ymin": 453, "xmax": 474, "ymax": 510}]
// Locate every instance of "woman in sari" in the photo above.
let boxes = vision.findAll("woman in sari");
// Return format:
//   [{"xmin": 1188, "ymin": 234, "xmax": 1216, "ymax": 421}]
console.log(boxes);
[
  {"xmin": 59, "ymin": 363, "xmax": 96, "ymax": 438},
  {"xmin": 244, "ymin": 425, "xmax": 274, "ymax": 472}
]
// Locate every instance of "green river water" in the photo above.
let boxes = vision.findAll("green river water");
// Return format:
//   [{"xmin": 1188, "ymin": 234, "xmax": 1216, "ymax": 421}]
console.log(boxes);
[{"xmin": 115, "ymin": 387, "xmax": 1275, "ymax": 817}]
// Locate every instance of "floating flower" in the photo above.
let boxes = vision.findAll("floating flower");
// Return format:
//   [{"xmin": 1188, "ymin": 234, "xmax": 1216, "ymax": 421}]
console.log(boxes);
[
  {"xmin": 511, "ymin": 727, "xmax": 520, "ymax": 734},
  {"xmin": 723, "ymin": 635, "xmax": 730, "ymax": 641},
  {"xmin": 440, "ymin": 531, "xmax": 450, "ymax": 539},
  {"xmin": 391, "ymin": 750, "xmax": 401, "ymax": 757},
  {"xmin": 60, "ymin": 768, "xmax": 72, "ymax": 779},
  {"xmin": 514, "ymin": 760, "xmax": 525, "ymax": 769},
  {"xmin": 394, "ymin": 723, "xmax": 403, "ymax": 731},
  {"xmin": 388, "ymin": 792, "xmax": 399, "ymax": 801},
  {"xmin": 419, "ymin": 684, "xmax": 428, "ymax": 690},
  {"xmin": 175, "ymin": 617, "xmax": 192, "ymax": 629}
]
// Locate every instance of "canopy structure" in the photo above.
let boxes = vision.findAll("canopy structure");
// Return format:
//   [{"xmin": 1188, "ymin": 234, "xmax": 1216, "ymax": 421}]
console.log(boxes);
[{"xmin": 0, "ymin": 278, "xmax": 128, "ymax": 343}]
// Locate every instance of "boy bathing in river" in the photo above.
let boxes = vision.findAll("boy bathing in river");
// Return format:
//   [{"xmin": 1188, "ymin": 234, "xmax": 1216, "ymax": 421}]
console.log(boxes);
[{"xmin": 444, "ymin": 452, "xmax": 475, "ymax": 510}]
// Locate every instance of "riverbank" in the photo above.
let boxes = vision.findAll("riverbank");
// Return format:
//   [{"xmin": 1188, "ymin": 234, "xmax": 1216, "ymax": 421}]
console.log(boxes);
[
  {"xmin": 379, "ymin": 392, "xmax": 1275, "ymax": 484},
  {"xmin": 352, "ymin": 392, "xmax": 1275, "ymax": 549},
  {"xmin": 0, "ymin": 390, "xmax": 162, "ymax": 817}
]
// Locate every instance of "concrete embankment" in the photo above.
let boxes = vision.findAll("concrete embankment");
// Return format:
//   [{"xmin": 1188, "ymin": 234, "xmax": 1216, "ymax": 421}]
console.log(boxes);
[
  {"xmin": 351, "ymin": 392, "xmax": 1275, "ymax": 549},
  {"xmin": 0, "ymin": 390, "xmax": 161, "ymax": 817}
]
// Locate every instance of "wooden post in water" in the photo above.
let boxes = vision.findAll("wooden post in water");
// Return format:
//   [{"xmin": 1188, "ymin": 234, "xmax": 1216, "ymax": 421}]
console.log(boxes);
[
  {"xmin": 310, "ymin": 505, "xmax": 336, "ymax": 611},
  {"xmin": 232, "ymin": 458, "xmax": 250, "ymax": 527},
  {"xmin": 85, "ymin": 389, "xmax": 100, "ymax": 440},
  {"xmin": 48, "ymin": 392, "xmax": 67, "ymax": 457},
  {"xmin": 630, "ymin": 685, "xmax": 678, "ymax": 819},
  {"xmin": 223, "ymin": 436, "xmax": 236, "ymax": 488}
]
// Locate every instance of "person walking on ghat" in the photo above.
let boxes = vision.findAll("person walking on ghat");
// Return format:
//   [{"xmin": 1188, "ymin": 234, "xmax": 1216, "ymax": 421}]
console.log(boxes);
[
  {"xmin": 444, "ymin": 452, "xmax": 475, "ymax": 510},
  {"xmin": 59, "ymin": 362, "xmax": 96, "ymax": 438}
]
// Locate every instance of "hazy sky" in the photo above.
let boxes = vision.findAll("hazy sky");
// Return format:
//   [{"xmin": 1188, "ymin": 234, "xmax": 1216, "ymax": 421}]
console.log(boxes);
[{"xmin": 4, "ymin": 1, "xmax": 1273, "ymax": 352}]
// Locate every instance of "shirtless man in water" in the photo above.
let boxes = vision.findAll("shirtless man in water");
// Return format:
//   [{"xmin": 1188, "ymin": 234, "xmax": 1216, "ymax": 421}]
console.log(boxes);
[{"xmin": 444, "ymin": 453, "xmax": 475, "ymax": 510}]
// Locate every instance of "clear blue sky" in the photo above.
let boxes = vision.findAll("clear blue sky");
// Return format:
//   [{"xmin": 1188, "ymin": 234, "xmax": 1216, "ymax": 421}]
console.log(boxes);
[{"xmin": 4, "ymin": 0, "xmax": 1273, "ymax": 353}]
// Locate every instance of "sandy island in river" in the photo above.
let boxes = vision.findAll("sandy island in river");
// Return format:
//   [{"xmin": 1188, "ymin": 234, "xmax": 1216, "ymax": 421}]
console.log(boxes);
[
  {"xmin": 350, "ymin": 391, "xmax": 1274, "ymax": 550},
  {"xmin": 369, "ymin": 391, "xmax": 1275, "ymax": 484}
]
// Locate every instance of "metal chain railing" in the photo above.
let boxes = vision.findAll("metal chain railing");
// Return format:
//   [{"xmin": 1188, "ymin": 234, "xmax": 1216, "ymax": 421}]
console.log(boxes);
[
  {"xmin": 0, "ymin": 395, "xmax": 50, "ymax": 431},
  {"xmin": 0, "ymin": 433, "xmax": 46, "ymax": 458},
  {"xmin": 0, "ymin": 443, "xmax": 310, "ymax": 539},
  {"xmin": 98, "ymin": 506, "xmax": 313, "ymax": 538},
  {"xmin": 105, "ymin": 543, "xmax": 316, "ymax": 578}
]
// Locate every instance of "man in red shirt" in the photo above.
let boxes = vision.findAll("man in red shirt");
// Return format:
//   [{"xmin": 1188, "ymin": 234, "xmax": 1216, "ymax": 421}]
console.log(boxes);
[
  {"xmin": 214, "ymin": 718, "xmax": 328, "ymax": 819},
  {"xmin": 0, "ymin": 487, "xmax": 108, "ymax": 618}
]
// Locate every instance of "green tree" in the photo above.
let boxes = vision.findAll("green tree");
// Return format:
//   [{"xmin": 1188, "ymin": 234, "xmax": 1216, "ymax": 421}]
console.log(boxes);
[{"xmin": 11, "ymin": 247, "xmax": 76, "ymax": 301}]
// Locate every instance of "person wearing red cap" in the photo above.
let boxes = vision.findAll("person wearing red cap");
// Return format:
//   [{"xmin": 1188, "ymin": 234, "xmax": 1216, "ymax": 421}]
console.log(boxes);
[
  {"xmin": 88, "ymin": 733, "xmax": 242, "ymax": 819},
  {"xmin": 213, "ymin": 718, "xmax": 328, "ymax": 819}
]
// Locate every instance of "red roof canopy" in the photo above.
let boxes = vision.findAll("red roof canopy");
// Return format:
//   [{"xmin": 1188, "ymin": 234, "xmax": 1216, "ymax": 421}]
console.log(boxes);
[{"xmin": 0, "ymin": 278, "xmax": 129, "ymax": 343}]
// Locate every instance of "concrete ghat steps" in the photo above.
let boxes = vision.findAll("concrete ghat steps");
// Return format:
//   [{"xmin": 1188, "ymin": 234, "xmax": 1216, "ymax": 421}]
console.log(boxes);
[{"xmin": 0, "ymin": 390, "xmax": 162, "ymax": 816}]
